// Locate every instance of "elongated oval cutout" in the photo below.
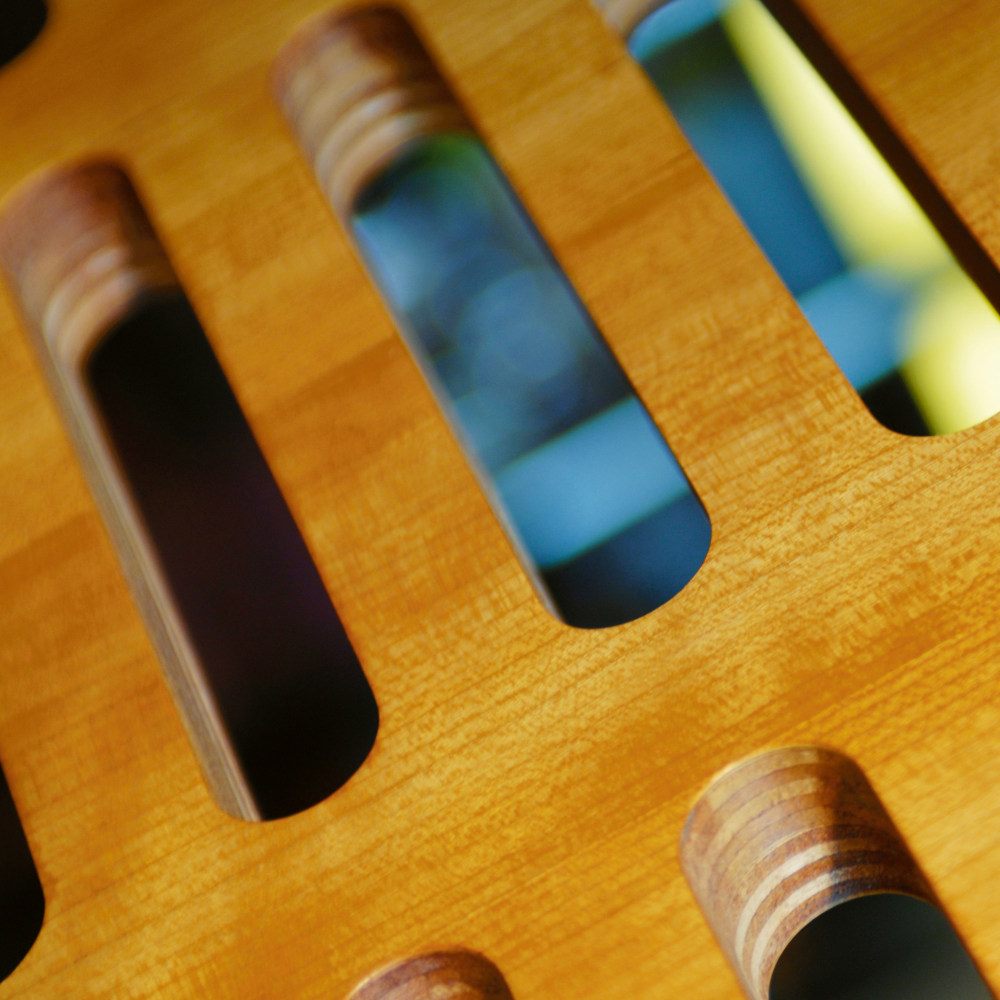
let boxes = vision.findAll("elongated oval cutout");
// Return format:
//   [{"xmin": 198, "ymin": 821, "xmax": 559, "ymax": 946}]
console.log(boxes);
[
  {"xmin": 273, "ymin": 7, "xmax": 711, "ymax": 628},
  {"xmin": 0, "ymin": 763, "xmax": 44, "ymax": 982},
  {"xmin": 0, "ymin": 0, "xmax": 46, "ymax": 68},
  {"xmin": 598, "ymin": 0, "xmax": 1000, "ymax": 435},
  {"xmin": 680, "ymin": 746, "xmax": 994, "ymax": 1000},
  {"xmin": 0, "ymin": 162, "xmax": 378, "ymax": 821}
]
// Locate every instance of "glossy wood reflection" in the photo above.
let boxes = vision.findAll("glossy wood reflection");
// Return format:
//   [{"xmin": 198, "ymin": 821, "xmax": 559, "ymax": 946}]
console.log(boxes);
[{"xmin": 0, "ymin": 0, "xmax": 999, "ymax": 996}]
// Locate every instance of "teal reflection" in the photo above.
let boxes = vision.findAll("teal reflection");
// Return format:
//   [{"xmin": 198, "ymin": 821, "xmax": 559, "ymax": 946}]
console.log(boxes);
[
  {"xmin": 630, "ymin": 0, "xmax": 1000, "ymax": 436},
  {"xmin": 352, "ymin": 136, "xmax": 710, "ymax": 627}
]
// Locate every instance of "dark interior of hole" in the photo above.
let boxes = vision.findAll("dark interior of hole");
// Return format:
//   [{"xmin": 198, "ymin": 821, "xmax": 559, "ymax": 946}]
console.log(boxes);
[
  {"xmin": 769, "ymin": 893, "xmax": 993, "ymax": 1000},
  {"xmin": 0, "ymin": 0, "xmax": 47, "ymax": 68},
  {"xmin": 542, "ymin": 490, "xmax": 711, "ymax": 629},
  {"xmin": 86, "ymin": 293, "xmax": 378, "ymax": 819},
  {"xmin": 0, "ymin": 765, "xmax": 44, "ymax": 982},
  {"xmin": 859, "ymin": 372, "xmax": 930, "ymax": 437}
]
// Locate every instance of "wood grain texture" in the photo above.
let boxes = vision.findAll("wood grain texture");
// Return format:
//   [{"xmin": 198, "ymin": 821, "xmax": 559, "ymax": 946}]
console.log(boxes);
[
  {"xmin": 0, "ymin": 0, "xmax": 999, "ymax": 997},
  {"xmin": 680, "ymin": 746, "xmax": 940, "ymax": 1000}
]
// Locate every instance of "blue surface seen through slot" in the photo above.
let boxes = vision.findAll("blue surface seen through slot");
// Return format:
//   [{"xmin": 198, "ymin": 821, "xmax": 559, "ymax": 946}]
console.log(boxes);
[
  {"xmin": 352, "ymin": 136, "xmax": 710, "ymax": 628},
  {"xmin": 630, "ymin": 0, "xmax": 1000, "ymax": 436}
]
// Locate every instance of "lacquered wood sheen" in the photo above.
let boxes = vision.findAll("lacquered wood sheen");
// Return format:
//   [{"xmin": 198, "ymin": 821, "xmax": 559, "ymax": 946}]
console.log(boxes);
[{"xmin": 1, "ymin": 0, "xmax": 999, "ymax": 998}]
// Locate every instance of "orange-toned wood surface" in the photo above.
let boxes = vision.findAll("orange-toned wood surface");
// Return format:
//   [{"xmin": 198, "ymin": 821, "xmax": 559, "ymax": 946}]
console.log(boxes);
[{"xmin": 1, "ymin": 0, "xmax": 1000, "ymax": 997}]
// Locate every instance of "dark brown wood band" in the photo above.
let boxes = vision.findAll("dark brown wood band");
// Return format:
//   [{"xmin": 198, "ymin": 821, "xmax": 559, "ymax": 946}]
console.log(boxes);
[
  {"xmin": 679, "ymin": 746, "xmax": 938, "ymax": 1000},
  {"xmin": 0, "ymin": 160, "xmax": 178, "ymax": 368},
  {"xmin": 272, "ymin": 6, "xmax": 473, "ymax": 219}
]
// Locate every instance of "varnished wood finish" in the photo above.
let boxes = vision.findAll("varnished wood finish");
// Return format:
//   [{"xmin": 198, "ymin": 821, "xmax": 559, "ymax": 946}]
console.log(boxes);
[
  {"xmin": 1, "ymin": 0, "xmax": 1000, "ymax": 997},
  {"xmin": 680, "ymin": 746, "xmax": 939, "ymax": 1000},
  {"xmin": 350, "ymin": 951, "xmax": 514, "ymax": 1000}
]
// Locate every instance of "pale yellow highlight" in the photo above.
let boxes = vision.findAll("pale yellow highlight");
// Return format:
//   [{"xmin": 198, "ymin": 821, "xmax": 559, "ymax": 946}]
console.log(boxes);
[
  {"xmin": 721, "ymin": 0, "xmax": 950, "ymax": 279},
  {"xmin": 903, "ymin": 266, "xmax": 1000, "ymax": 433}
]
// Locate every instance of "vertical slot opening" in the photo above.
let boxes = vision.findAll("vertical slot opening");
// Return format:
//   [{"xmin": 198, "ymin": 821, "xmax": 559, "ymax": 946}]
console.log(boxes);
[
  {"xmin": 85, "ymin": 293, "xmax": 379, "ymax": 820},
  {"xmin": 619, "ymin": 0, "xmax": 1000, "ymax": 435},
  {"xmin": 0, "ymin": 0, "xmax": 46, "ymax": 68},
  {"xmin": 770, "ymin": 893, "xmax": 993, "ymax": 1000},
  {"xmin": 351, "ymin": 135, "xmax": 711, "ymax": 627},
  {"xmin": 275, "ymin": 8, "xmax": 711, "ymax": 629},
  {"xmin": 0, "ymin": 764, "xmax": 43, "ymax": 982},
  {"xmin": 0, "ymin": 163, "xmax": 378, "ymax": 820}
]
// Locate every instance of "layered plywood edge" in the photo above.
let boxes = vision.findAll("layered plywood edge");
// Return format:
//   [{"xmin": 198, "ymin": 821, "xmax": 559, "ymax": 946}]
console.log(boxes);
[{"xmin": 1, "ymin": 0, "xmax": 1000, "ymax": 998}]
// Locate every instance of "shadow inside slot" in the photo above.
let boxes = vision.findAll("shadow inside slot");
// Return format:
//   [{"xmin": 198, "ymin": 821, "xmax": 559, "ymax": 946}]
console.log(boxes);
[
  {"xmin": 0, "ymin": 763, "xmax": 43, "ymax": 982},
  {"xmin": 86, "ymin": 293, "xmax": 378, "ymax": 819}
]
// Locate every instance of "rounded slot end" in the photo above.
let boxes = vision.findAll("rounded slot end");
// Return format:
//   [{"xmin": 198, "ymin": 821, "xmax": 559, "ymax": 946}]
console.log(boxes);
[
  {"xmin": 0, "ymin": 160, "xmax": 177, "ymax": 368},
  {"xmin": 349, "ymin": 950, "xmax": 515, "ymax": 1000},
  {"xmin": 271, "ymin": 5, "xmax": 472, "ymax": 217}
]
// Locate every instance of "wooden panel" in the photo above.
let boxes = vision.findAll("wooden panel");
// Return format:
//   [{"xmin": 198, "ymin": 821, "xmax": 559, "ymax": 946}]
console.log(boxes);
[{"xmin": 0, "ymin": 0, "xmax": 999, "ymax": 997}]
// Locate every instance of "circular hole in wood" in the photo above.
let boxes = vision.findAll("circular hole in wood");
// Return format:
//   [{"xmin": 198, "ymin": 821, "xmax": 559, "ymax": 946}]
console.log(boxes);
[{"xmin": 769, "ymin": 892, "xmax": 992, "ymax": 1000}]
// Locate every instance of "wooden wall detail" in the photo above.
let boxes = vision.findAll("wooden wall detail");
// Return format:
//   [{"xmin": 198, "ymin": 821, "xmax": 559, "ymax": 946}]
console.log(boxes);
[{"xmin": 679, "ymin": 745, "xmax": 943, "ymax": 1000}]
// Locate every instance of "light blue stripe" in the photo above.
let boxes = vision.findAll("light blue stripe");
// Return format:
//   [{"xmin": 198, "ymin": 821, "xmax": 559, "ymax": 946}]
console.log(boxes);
[{"xmin": 495, "ymin": 398, "xmax": 691, "ymax": 568}]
